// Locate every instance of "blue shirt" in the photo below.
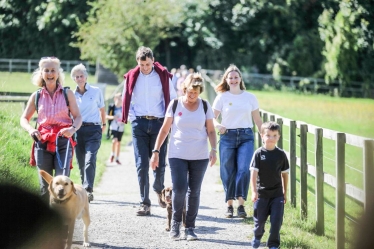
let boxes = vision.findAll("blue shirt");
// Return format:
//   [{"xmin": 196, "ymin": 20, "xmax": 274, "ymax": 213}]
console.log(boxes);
[{"xmin": 74, "ymin": 83, "xmax": 105, "ymax": 123}]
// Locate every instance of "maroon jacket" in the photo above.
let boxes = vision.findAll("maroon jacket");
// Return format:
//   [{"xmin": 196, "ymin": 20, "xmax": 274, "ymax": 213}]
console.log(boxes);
[{"xmin": 122, "ymin": 61, "xmax": 172, "ymax": 124}]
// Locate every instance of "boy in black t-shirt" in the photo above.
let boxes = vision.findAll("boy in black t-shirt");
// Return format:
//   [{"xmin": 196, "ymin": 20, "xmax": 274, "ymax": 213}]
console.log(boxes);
[{"xmin": 250, "ymin": 121, "xmax": 289, "ymax": 249}]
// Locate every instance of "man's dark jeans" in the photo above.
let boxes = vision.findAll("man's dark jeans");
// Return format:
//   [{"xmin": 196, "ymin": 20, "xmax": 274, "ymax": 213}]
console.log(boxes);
[{"xmin": 131, "ymin": 117, "xmax": 167, "ymax": 206}]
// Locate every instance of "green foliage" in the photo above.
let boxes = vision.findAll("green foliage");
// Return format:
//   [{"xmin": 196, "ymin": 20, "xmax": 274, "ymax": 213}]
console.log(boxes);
[
  {"xmin": 319, "ymin": 0, "xmax": 374, "ymax": 92},
  {"xmin": 73, "ymin": 0, "xmax": 185, "ymax": 75},
  {"xmin": 0, "ymin": 103, "xmax": 39, "ymax": 192}
]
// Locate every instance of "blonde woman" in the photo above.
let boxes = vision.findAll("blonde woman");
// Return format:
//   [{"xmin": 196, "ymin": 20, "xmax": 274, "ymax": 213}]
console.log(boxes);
[{"xmin": 20, "ymin": 57, "xmax": 82, "ymax": 202}]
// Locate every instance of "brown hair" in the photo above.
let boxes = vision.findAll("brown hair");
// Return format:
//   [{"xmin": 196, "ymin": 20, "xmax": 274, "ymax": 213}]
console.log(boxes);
[
  {"xmin": 182, "ymin": 73, "xmax": 204, "ymax": 94},
  {"xmin": 260, "ymin": 121, "xmax": 281, "ymax": 134},
  {"xmin": 136, "ymin": 46, "xmax": 154, "ymax": 61},
  {"xmin": 215, "ymin": 64, "xmax": 246, "ymax": 93}
]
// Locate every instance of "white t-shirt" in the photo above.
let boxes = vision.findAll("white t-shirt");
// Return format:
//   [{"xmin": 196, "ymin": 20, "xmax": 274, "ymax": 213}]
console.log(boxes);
[
  {"xmin": 166, "ymin": 98, "xmax": 214, "ymax": 160},
  {"xmin": 212, "ymin": 91, "xmax": 259, "ymax": 129}
]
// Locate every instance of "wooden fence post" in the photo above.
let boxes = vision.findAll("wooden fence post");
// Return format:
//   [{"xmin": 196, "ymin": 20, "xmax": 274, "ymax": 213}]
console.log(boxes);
[
  {"xmin": 270, "ymin": 115, "xmax": 275, "ymax": 121},
  {"xmin": 336, "ymin": 133, "xmax": 346, "ymax": 249},
  {"xmin": 289, "ymin": 121, "xmax": 296, "ymax": 207},
  {"xmin": 263, "ymin": 113, "xmax": 268, "ymax": 122},
  {"xmin": 364, "ymin": 140, "xmax": 374, "ymax": 212},
  {"xmin": 300, "ymin": 124, "xmax": 308, "ymax": 219},
  {"xmin": 277, "ymin": 118, "xmax": 283, "ymax": 149},
  {"xmin": 315, "ymin": 128, "xmax": 324, "ymax": 235}
]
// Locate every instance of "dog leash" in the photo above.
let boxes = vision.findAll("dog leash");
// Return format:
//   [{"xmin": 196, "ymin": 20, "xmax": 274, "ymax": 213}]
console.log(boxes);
[{"xmin": 55, "ymin": 132, "xmax": 70, "ymax": 176}]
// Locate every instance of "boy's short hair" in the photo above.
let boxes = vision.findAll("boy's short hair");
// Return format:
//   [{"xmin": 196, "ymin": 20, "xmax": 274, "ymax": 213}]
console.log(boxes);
[
  {"xmin": 136, "ymin": 46, "xmax": 153, "ymax": 61},
  {"xmin": 260, "ymin": 121, "xmax": 281, "ymax": 134}
]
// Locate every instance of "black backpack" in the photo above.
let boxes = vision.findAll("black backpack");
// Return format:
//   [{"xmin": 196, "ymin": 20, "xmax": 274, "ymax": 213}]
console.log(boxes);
[
  {"xmin": 35, "ymin": 86, "xmax": 70, "ymax": 113},
  {"xmin": 171, "ymin": 98, "xmax": 208, "ymax": 115}
]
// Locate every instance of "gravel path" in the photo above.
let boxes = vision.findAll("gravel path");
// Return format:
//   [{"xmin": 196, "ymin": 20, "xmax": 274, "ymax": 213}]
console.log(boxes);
[{"xmin": 72, "ymin": 144, "xmax": 266, "ymax": 249}]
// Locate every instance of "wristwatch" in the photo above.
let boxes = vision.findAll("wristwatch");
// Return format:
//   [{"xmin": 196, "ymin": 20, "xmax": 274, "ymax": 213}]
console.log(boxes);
[{"xmin": 152, "ymin": 149, "xmax": 160, "ymax": 154}]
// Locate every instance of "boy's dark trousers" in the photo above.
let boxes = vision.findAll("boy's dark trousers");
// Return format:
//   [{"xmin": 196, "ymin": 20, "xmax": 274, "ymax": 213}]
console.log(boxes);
[{"xmin": 253, "ymin": 196, "xmax": 284, "ymax": 248}]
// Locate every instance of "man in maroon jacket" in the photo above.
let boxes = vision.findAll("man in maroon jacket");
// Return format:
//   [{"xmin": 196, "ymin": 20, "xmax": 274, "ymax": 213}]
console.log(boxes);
[{"xmin": 122, "ymin": 46, "xmax": 177, "ymax": 216}]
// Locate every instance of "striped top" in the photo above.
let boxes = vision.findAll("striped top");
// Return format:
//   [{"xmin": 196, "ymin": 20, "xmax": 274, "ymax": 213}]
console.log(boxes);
[{"xmin": 37, "ymin": 84, "xmax": 72, "ymax": 129}]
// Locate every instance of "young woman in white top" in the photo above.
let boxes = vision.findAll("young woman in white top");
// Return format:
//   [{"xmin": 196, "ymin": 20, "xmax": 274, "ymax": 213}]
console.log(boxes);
[
  {"xmin": 212, "ymin": 64, "xmax": 262, "ymax": 218},
  {"xmin": 150, "ymin": 73, "xmax": 217, "ymax": 241}
]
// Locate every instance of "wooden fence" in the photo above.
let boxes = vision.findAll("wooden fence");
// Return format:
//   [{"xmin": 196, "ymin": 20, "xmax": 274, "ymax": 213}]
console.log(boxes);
[{"xmin": 200, "ymin": 69, "xmax": 374, "ymax": 249}]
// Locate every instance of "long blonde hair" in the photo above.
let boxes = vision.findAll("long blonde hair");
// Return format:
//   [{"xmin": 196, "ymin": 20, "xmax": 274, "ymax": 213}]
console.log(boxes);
[
  {"xmin": 31, "ymin": 57, "xmax": 65, "ymax": 87},
  {"xmin": 215, "ymin": 64, "xmax": 246, "ymax": 93}
]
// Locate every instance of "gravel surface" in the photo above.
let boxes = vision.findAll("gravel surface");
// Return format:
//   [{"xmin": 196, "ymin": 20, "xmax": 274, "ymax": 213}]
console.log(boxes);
[{"xmin": 72, "ymin": 145, "xmax": 267, "ymax": 249}]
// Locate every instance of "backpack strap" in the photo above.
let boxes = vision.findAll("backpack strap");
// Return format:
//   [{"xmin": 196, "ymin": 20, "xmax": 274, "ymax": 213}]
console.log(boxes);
[
  {"xmin": 202, "ymin": 99, "xmax": 207, "ymax": 114},
  {"xmin": 35, "ymin": 88, "xmax": 42, "ymax": 113},
  {"xmin": 172, "ymin": 98, "xmax": 208, "ymax": 115},
  {"xmin": 172, "ymin": 98, "xmax": 178, "ymax": 116},
  {"xmin": 35, "ymin": 87, "xmax": 70, "ymax": 113}
]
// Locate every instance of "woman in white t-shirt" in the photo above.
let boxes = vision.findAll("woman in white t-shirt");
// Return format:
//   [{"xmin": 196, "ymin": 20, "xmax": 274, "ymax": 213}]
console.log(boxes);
[
  {"xmin": 150, "ymin": 73, "xmax": 217, "ymax": 241},
  {"xmin": 212, "ymin": 64, "xmax": 262, "ymax": 219}
]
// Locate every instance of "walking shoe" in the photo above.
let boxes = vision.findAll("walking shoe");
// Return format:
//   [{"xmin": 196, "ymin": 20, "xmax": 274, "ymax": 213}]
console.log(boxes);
[
  {"xmin": 87, "ymin": 192, "xmax": 94, "ymax": 203},
  {"xmin": 251, "ymin": 238, "xmax": 261, "ymax": 248},
  {"xmin": 115, "ymin": 159, "xmax": 121, "ymax": 165},
  {"xmin": 136, "ymin": 204, "xmax": 151, "ymax": 216},
  {"xmin": 225, "ymin": 205, "xmax": 234, "ymax": 218},
  {"xmin": 169, "ymin": 220, "xmax": 181, "ymax": 240},
  {"xmin": 237, "ymin": 205, "xmax": 247, "ymax": 218},
  {"xmin": 156, "ymin": 191, "xmax": 166, "ymax": 208},
  {"xmin": 110, "ymin": 155, "xmax": 114, "ymax": 163},
  {"xmin": 184, "ymin": 227, "xmax": 198, "ymax": 241}
]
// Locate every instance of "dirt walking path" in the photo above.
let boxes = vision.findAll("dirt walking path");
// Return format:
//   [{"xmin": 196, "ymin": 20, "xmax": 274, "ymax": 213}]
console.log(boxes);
[{"xmin": 72, "ymin": 144, "xmax": 266, "ymax": 249}]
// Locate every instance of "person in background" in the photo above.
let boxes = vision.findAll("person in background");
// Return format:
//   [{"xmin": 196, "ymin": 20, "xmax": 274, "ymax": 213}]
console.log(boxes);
[
  {"xmin": 250, "ymin": 121, "xmax": 289, "ymax": 249},
  {"xmin": 212, "ymin": 64, "xmax": 262, "ymax": 218},
  {"xmin": 20, "ymin": 56, "xmax": 82, "ymax": 202},
  {"xmin": 106, "ymin": 92, "xmax": 124, "ymax": 165},
  {"xmin": 71, "ymin": 63, "xmax": 106, "ymax": 203},
  {"xmin": 122, "ymin": 46, "xmax": 177, "ymax": 216},
  {"xmin": 150, "ymin": 73, "xmax": 217, "ymax": 241}
]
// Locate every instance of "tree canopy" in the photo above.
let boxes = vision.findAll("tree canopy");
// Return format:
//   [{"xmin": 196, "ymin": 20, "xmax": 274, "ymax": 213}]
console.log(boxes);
[{"xmin": 1, "ymin": 0, "xmax": 373, "ymax": 92}]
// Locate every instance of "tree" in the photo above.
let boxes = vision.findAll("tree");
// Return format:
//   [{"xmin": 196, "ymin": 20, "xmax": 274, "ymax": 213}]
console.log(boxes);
[{"xmin": 73, "ymin": 0, "xmax": 185, "ymax": 75}]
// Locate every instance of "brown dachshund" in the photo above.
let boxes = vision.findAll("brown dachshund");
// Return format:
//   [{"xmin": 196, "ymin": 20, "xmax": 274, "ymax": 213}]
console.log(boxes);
[{"xmin": 161, "ymin": 187, "xmax": 186, "ymax": 231}]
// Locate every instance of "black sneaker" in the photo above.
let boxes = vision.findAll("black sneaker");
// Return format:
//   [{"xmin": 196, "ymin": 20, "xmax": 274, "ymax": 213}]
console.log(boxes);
[
  {"xmin": 237, "ymin": 205, "xmax": 247, "ymax": 218},
  {"xmin": 169, "ymin": 220, "xmax": 181, "ymax": 240},
  {"xmin": 225, "ymin": 205, "xmax": 234, "ymax": 218},
  {"xmin": 184, "ymin": 227, "xmax": 198, "ymax": 241}
]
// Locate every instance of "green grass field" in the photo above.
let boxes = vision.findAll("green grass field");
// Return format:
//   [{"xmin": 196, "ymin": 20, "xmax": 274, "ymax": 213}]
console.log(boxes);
[{"xmin": 1, "ymin": 71, "xmax": 373, "ymax": 249}]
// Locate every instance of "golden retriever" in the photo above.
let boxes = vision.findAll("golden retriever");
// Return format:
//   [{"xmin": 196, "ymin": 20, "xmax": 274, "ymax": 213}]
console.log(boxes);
[
  {"xmin": 161, "ymin": 186, "xmax": 186, "ymax": 231},
  {"xmin": 39, "ymin": 170, "xmax": 90, "ymax": 249}
]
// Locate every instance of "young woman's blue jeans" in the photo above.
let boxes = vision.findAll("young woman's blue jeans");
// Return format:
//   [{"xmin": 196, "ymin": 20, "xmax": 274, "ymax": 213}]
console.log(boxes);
[
  {"xmin": 131, "ymin": 117, "xmax": 167, "ymax": 206},
  {"xmin": 253, "ymin": 196, "xmax": 285, "ymax": 248},
  {"xmin": 169, "ymin": 158, "xmax": 209, "ymax": 228},
  {"xmin": 219, "ymin": 128, "xmax": 254, "ymax": 202}
]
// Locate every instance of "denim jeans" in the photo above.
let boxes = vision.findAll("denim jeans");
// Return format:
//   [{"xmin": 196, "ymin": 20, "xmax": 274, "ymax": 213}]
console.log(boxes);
[
  {"xmin": 219, "ymin": 128, "xmax": 254, "ymax": 202},
  {"xmin": 131, "ymin": 118, "xmax": 167, "ymax": 206},
  {"xmin": 75, "ymin": 125, "xmax": 102, "ymax": 192},
  {"xmin": 169, "ymin": 158, "xmax": 208, "ymax": 228},
  {"xmin": 35, "ymin": 136, "xmax": 72, "ymax": 197},
  {"xmin": 253, "ymin": 196, "xmax": 285, "ymax": 248}
]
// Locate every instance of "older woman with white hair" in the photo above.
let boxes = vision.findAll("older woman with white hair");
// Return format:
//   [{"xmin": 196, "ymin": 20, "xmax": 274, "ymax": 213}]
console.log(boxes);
[
  {"xmin": 20, "ymin": 57, "xmax": 82, "ymax": 203},
  {"xmin": 71, "ymin": 63, "xmax": 106, "ymax": 203}
]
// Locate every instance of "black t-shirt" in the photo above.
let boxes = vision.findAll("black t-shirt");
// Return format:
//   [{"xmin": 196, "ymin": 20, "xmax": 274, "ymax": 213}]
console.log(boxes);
[{"xmin": 250, "ymin": 147, "xmax": 290, "ymax": 198}]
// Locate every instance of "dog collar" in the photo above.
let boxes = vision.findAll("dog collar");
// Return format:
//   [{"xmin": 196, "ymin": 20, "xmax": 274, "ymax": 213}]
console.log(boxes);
[{"xmin": 52, "ymin": 195, "xmax": 72, "ymax": 204}]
